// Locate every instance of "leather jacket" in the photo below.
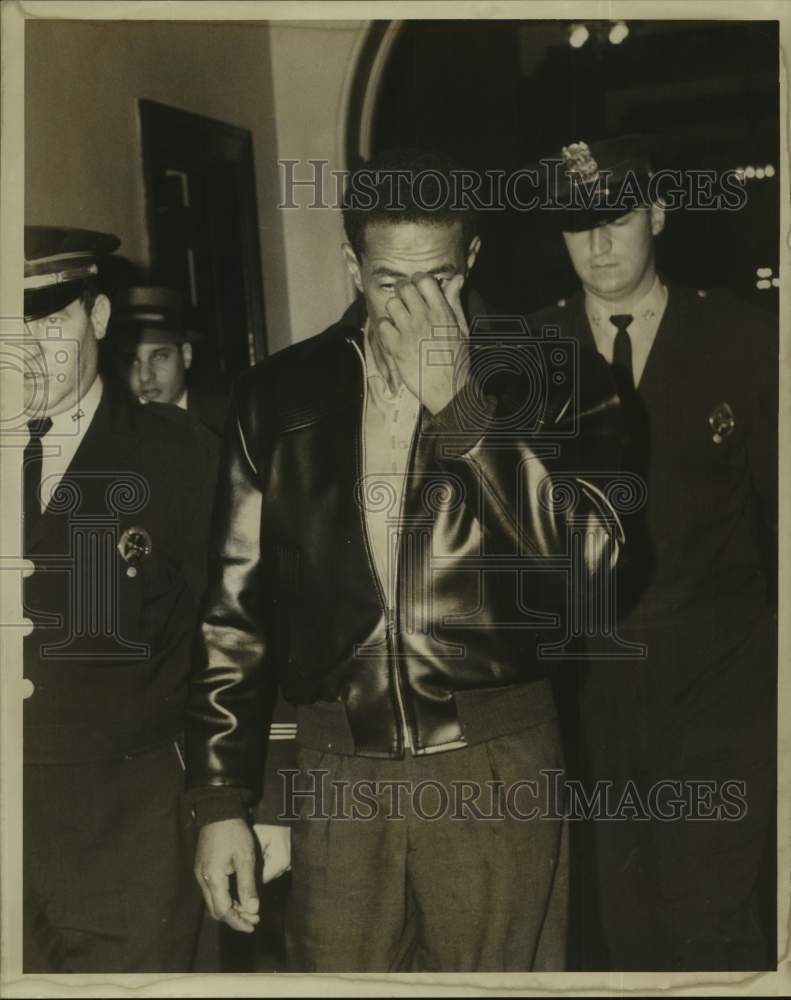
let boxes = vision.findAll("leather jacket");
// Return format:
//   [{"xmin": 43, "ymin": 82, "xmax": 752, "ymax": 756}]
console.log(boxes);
[{"xmin": 186, "ymin": 300, "xmax": 622, "ymax": 801}]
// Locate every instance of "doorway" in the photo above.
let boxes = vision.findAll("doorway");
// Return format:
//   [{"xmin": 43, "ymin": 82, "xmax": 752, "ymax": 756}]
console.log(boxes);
[{"xmin": 139, "ymin": 99, "xmax": 268, "ymax": 377}]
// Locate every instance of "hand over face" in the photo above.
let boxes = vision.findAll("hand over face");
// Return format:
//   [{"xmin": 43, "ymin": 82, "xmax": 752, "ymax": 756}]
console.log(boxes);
[{"xmin": 376, "ymin": 272, "xmax": 470, "ymax": 414}]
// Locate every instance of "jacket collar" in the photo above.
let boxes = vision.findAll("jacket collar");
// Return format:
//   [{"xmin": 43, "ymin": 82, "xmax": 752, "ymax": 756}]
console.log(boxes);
[{"xmin": 336, "ymin": 297, "xmax": 367, "ymax": 349}]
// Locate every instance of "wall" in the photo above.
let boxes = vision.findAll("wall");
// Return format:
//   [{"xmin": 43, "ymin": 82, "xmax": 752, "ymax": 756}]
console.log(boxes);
[
  {"xmin": 25, "ymin": 18, "xmax": 366, "ymax": 354},
  {"xmin": 268, "ymin": 20, "xmax": 364, "ymax": 343}
]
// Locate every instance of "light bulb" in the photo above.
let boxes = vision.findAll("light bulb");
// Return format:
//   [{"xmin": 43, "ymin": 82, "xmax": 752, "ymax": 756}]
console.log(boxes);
[
  {"xmin": 609, "ymin": 21, "xmax": 629, "ymax": 45},
  {"xmin": 569, "ymin": 24, "xmax": 589, "ymax": 48}
]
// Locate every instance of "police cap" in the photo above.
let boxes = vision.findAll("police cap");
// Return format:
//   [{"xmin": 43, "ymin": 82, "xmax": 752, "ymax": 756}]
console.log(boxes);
[
  {"xmin": 542, "ymin": 134, "xmax": 653, "ymax": 232},
  {"xmin": 24, "ymin": 226, "xmax": 120, "ymax": 321}
]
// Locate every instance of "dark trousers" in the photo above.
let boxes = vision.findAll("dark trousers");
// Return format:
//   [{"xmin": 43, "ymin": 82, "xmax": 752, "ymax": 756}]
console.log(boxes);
[
  {"xmin": 580, "ymin": 610, "xmax": 776, "ymax": 971},
  {"xmin": 24, "ymin": 740, "xmax": 207, "ymax": 973},
  {"xmin": 284, "ymin": 722, "xmax": 569, "ymax": 972}
]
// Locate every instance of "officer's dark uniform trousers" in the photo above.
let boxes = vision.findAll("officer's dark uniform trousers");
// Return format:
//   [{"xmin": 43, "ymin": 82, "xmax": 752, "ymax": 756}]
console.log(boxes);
[{"xmin": 22, "ymin": 392, "xmax": 217, "ymax": 972}]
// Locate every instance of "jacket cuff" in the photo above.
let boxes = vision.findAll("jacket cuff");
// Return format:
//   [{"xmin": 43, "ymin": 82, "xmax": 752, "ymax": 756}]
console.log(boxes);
[
  {"xmin": 252, "ymin": 738, "xmax": 300, "ymax": 826},
  {"xmin": 188, "ymin": 788, "xmax": 251, "ymax": 827}
]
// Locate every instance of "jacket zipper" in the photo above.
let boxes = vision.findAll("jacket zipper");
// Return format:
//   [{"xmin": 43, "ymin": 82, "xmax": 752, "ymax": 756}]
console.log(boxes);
[
  {"xmin": 392, "ymin": 417, "xmax": 422, "ymax": 750},
  {"xmin": 350, "ymin": 336, "xmax": 412, "ymax": 752}
]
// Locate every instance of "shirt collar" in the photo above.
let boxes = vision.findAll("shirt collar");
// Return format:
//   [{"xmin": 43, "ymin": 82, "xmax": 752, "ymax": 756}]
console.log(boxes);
[
  {"xmin": 362, "ymin": 320, "xmax": 390, "ymax": 381},
  {"xmin": 585, "ymin": 275, "xmax": 667, "ymax": 333},
  {"xmin": 362, "ymin": 320, "xmax": 408, "ymax": 402},
  {"xmin": 176, "ymin": 389, "xmax": 188, "ymax": 410},
  {"xmin": 361, "ymin": 320, "xmax": 378, "ymax": 377},
  {"xmin": 49, "ymin": 373, "xmax": 104, "ymax": 435}
]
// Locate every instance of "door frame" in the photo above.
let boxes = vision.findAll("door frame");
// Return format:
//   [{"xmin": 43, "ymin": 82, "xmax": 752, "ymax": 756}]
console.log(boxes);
[{"xmin": 139, "ymin": 98, "xmax": 268, "ymax": 364}]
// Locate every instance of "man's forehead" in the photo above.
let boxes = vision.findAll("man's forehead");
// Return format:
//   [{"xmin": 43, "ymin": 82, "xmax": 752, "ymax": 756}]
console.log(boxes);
[
  {"xmin": 124, "ymin": 334, "xmax": 183, "ymax": 357},
  {"xmin": 137, "ymin": 339, "xmax": 179, "ymax": 350},
  {"xmin": 361, "ymin": 218, "xmax": 465, "ymax": 260}
]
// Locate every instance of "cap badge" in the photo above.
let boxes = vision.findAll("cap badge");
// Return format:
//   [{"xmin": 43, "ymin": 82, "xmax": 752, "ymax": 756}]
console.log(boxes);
[
  {"xmin": 561, "ymin": 141, "xmax": 600, "ymax": 183},
  {"xmin": 708, "ymin": 401, "xmax": 735, "ymax": 444},
  {"xmin": 118, "ymin": 526, "xmax": 152, "ymax": 577}
]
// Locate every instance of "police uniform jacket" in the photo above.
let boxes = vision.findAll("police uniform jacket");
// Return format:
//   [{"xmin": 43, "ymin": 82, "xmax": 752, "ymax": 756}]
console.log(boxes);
[
  {"xmin": 530, "ymin": 282, "xmax": 777, "ymax": 625},
  {"xmin": 528, "ymin": 282, "xmax": 777, "ymax": 743},
  {"xmin": 23, "ymin": 388, "xmax": 219, "ymax": 764}
]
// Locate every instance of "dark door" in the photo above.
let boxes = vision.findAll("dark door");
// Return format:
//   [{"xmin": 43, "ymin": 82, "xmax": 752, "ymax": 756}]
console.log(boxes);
[{"xmin": 140, "ymin": 99, "xmax": 268, "ymax": 376}]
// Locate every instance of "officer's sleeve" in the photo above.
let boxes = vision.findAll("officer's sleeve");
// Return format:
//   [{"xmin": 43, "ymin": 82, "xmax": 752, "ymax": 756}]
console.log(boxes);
[
  {"xmin": 252, "ymin": 694, "xmax": 298, "ymax": 826},
  {"xmin": 184, "ymin": 380, "xmax": 280, "ymax": 825}
]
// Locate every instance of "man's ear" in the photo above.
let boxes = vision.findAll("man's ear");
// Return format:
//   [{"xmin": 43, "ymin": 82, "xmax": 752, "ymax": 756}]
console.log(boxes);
[
  {"xmin": 465, "ymin": 236, "xmax": 482, "ymax": 275},
  {"xmin": 181, "ymin": 342, "xmax": 193, "ymax": 370},
  {"xmin": 90, "ymin": 294, "xmax": 111, "ymax": 341},
  {"xmin": 649, "ymin": 202, "xmax": 666, "ymax": 237},
  {"xmin": 342, "ymin": 243, "xmax": 364, "ymax": 295}
]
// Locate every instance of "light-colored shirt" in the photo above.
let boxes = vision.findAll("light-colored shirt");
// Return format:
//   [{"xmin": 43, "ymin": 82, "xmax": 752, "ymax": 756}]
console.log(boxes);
[
  {"xmin": 585, "ymin": 276, "xmax": 668, "ymax": 386},
  {"xmin": 360, "ymin": 324, "xmax": 422, "ymax": 613},
  {"xmin": 38, "ymin": 375, "xmax": 103, "ymax": 512},
  {"xmin": 358, "ymin": 324, "xmax": 422, "ymax": 752}
]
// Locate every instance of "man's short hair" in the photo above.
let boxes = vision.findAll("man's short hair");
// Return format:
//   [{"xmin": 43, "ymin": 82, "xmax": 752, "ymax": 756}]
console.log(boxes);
[{"xmin": 342, "ymin": 147, "xmax": 478, "ymax": 258}]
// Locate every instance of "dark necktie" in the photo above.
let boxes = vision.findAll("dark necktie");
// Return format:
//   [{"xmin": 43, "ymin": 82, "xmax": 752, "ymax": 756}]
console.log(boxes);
[
  {"xmin": 24, "ymin": 416, "xmax": 52, "ymax": 548},
  {"xmin": 609, "ymin": 313, "xmax": 635, "ymax": 392}
]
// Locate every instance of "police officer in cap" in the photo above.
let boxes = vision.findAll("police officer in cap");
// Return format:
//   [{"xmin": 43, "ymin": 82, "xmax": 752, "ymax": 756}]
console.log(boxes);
[
  {"xmin": 110, "ymin": 286, "xmax": 229, "ymax": 436},
  {"xmin": 22, "ymin": 227, "xmax": 219, "ymax": 972},
  {"xmin": 528, "ymin": 137, "xmax": 777, "ymax": 971}
]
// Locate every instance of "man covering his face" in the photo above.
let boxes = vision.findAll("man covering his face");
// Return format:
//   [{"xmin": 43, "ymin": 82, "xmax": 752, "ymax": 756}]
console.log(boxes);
[{"xmin": 184, "ymin": 148, "xmax": 623, "ymax": 972}]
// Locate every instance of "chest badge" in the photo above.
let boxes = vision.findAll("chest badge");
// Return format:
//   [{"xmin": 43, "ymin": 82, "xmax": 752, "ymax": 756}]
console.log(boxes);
[
  {"xmin": 708, "ymin": 401, "xmax": 735, "ymax": 444},
  {"xmin": 118, "ymin": 526, "xmax": 152, "ymax": 577}
]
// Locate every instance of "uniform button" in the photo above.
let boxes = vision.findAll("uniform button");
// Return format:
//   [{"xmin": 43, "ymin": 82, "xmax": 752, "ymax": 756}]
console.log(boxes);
[
  {"xmin": 21, "ymin": 678, "xmax": 35, "ymax": 699},
  {"xmin": 697, "ymin": 289, "xmax": 707, "ymax": 298},
  {"xmin": 557, "ymin": 298, "xmax": 567, "ymax": 308},
  {"xmin": 22, "ymin": 560, "xmax": 35, "ymax": 579}
]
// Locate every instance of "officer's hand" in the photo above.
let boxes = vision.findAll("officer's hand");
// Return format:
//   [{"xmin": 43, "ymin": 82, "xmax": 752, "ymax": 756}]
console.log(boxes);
[
  {"xmin": 253, "ymin": 823, "xmax": 292, "ymax": 883},
  {"xmin": 194, "ymin": 818, "xmax": 261, "ymax": 933},
  {"xmin": 378, "ymin": 272, "xmax": 469, "ymax": 414}
]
